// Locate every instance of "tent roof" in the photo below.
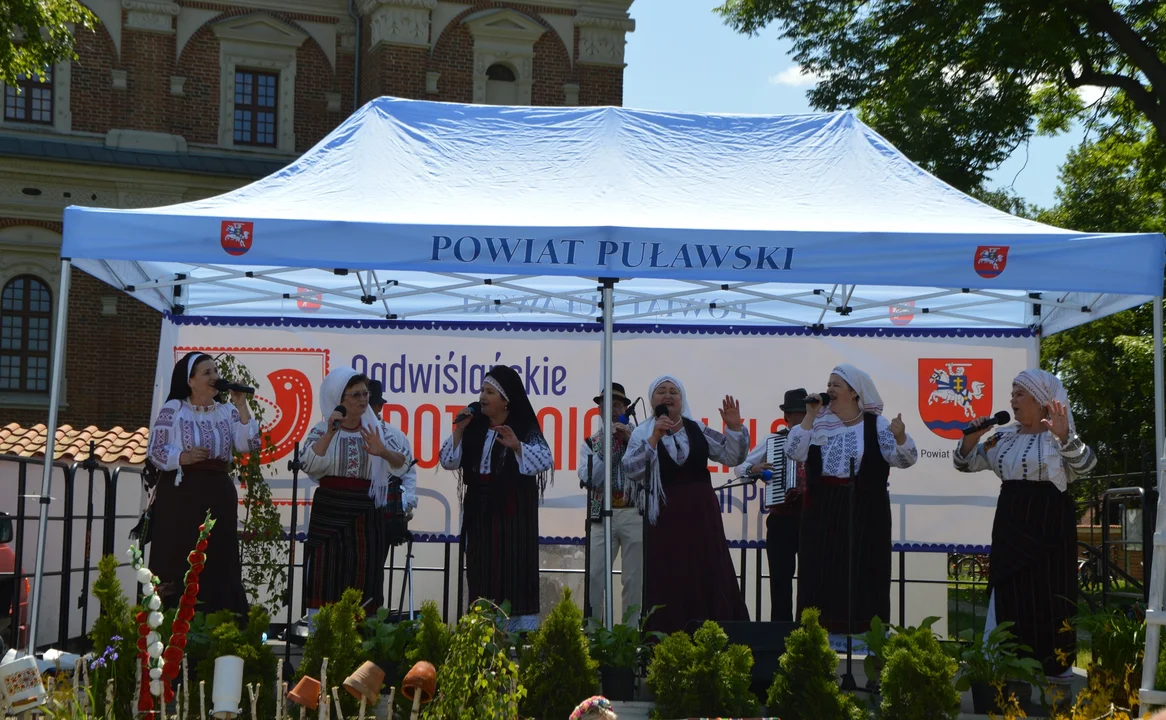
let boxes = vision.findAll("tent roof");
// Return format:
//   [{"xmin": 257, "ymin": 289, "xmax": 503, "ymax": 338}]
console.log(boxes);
[{"xmin": 62, "ymin": 97, "xmax": 1164, "ymax": 332}]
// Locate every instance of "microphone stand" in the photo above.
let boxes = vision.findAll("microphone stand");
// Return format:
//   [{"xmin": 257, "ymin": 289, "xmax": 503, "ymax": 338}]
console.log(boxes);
[
  {"xmin": 840, "ymin": 456, "xmax": 858, "ymax": 691},
  {"xmin": 284, "ymin": 443, "xmax": 302, "ymax": 664},
  {"xmin": 583, "ymin": 452, "xmax": 593, "ymax": 619}
]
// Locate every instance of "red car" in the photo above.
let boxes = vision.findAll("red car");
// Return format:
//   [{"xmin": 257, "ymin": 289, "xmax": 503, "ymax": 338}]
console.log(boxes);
[{"xmin": 0, "ymin": 513, "xmax": 29, "ymax": 652}]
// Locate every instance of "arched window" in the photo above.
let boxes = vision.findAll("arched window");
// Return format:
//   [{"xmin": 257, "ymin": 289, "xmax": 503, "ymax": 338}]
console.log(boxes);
[
  {"xmin": 0, "ymin": 275, "xmax": 52, "ymax": 392},
  {"xmin": 484, "ymin": 63, "xmax": 519, "ymax": 105}
]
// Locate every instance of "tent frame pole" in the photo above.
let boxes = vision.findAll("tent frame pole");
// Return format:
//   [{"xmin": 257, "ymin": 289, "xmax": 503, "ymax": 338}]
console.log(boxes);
[
  {"xmin": 28, "ymin": 258, "xmax": 72, "ymax": 653},
  {"xmin": 600, "ymin": 278, "xmax": 616, "ymax": 631},
  {"xmin": 1140, "ymin": 296, "xmax": 1166, "ymax": 699}
]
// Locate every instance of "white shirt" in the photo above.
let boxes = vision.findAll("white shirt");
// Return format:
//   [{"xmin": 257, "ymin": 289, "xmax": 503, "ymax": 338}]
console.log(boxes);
[
  {"xmin": 622, "ymin": 421, "xmax": 750, "ymax": 479},
  {"xmin": 439, "ymin": 428, "xmax": 554, "ymax": 476},
  {"xmin": 148, "ymin": 399, "xmax": 260, "ymax": 470},
  {"xmin": 302, "ymin": 421, "xmax": 418, "ymax": 511},
  {"xmin": 786, "ymin": 416, "xmax": 918, "ymax": 476},
  {"xmin": 953, "ymin": 426, "xmax": 1096, "ymax": 492}
]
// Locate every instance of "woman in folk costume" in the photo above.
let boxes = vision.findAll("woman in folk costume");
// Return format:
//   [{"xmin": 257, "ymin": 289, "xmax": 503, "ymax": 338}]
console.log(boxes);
[
  {"xmin": 955, "ymin": 369, "xmax": 1095, "ymax": 682},
  {"xmin": 301, "ymin": 368, "xmax": 416, "ymax": 611},
  {"xmin": 787, "ymin": 364, "xmax": 917, "ymax": 637},
  {"xmin": 440, "ymin": 365, "xmax": 554, "ymax": 630},
  {"xmin": 621, "ymin": 375, "xmax": 750, "ymax": 635},
  {"xmin": 147, "ymin": 351, "xmax": 257, "ymax": 616}
]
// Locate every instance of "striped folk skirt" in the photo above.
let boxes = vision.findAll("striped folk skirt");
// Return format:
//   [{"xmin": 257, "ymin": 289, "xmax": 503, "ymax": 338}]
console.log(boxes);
[
  {"xmin": 796, "ymin": 478, "xmax": 891, "ymax": 634},
  {"xmin": 303, "ymin": 476, "xmax": 403, "ymax": 609},
  {"xmin": 989, "ymin": 480, "xmax": 1077, "ymax": 675},
  {"xmin": 461, "ymin": 478, "xmax": 541, "ymax": 617},
  {"xmin": 151, "ymin": 461, "xmax": 248, "ymax": 617}
]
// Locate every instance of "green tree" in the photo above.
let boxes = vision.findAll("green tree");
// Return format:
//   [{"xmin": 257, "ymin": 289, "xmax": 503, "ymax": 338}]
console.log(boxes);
[
  {"xmin": 1037, "ymin": 124, "xmax": 1164, "ymax": 490},
  {"xmin": 716, "ymin": 0, "xmax": 1166, "ymax": 192},
  {"xmin": 0, "ymin": 0, "xmax": 96, "ymax": 86},
  {"xmin": 518, "ymin": 588, "xmax": 599, "ymax": 720}
]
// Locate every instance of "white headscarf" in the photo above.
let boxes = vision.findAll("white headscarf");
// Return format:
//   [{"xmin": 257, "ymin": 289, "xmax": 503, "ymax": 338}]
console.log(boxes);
[
  {"xmin": 320, "ymin": 368, "xmax": 394, "ymax": 508},
  {"xmin": 810, "ymin": 364, "xmax": 884, "ymax": 442},
  {"xmin": 1013, "ymin": 369, "xmax": 1075, "ymax": 433},
  {"xmin": 625, "ymin": 375, "xmax": 697, "ymax": 524}
]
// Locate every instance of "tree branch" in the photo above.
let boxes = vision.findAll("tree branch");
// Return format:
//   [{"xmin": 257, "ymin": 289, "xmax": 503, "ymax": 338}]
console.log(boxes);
[
  {"xmin": 1063, "ymin": 66, "xmax": 1166, "ymax": 138},
  {"xmin": 1080, "ymin": 0, "xmax": 1166, "ymax": 94}
]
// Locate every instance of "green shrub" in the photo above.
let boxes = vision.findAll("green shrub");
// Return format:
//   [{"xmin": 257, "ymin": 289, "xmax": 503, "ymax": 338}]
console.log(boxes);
[
  {"xmin": 878, "ymin": 624, "xmax": 960, "ymax": 720},
  {"xmin": 519, "ymin": 588, "xmax": 599, "ymax": 719},
  {"xmin": 421, "ymin": 600, "xmax": 523, "ymax": 720},
  {"xmin": 406, "ymin": 600, "xmax": 452, "ymax": 672},
  {"xmin": 298, "ymin": 588, "xmax": 366, "ymax": 716},
  {"xmin": 767, "ymin": 608, "xmax": 866, "ymax": 720},
  {"xmin": 194, "ymin": 606, "xmax": 278, "ymax": 720},
  {"xmin": 646, "ymin": 620, "xmax": 759, "ymax": 719},
  {"xmin": 88, "ymin": 555, "xmax": 139, "ymax": 720}
]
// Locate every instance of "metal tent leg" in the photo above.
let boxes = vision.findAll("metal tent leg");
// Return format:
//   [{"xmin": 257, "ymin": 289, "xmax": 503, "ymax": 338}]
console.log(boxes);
[
  {"xmin": 28, "ymin": 259, "xmax": 72, "ymax": 653},
  {"xmin": 601, "ymin": 279, "xmax": 615, "ymax": 630},
  {"xmin": 1140, "ymin": 296, "xmax": 1166, "ymax": 705}
]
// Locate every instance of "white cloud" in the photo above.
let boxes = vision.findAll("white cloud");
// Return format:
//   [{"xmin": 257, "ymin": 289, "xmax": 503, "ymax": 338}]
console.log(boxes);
[{"xmin": 768, "ymin": 65, "xmax": 822, "ymax": 88}]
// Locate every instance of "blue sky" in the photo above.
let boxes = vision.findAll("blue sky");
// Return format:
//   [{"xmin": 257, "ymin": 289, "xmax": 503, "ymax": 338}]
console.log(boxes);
[{"xmin": 622, "ymin": 0, "xmax": 1090, "ymax": 209}]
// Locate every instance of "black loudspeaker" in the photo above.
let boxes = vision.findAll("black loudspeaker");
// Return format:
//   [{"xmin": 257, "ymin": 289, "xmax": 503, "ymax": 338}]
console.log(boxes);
[{"xmin": 683, "ymin": 620, "xmax": 797, "ymax": 699}]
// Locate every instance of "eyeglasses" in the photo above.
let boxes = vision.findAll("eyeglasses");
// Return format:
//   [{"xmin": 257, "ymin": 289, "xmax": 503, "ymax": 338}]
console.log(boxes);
[{"xmin": 345, "ymin": 391, "xmax": 370, "ymax": 400}]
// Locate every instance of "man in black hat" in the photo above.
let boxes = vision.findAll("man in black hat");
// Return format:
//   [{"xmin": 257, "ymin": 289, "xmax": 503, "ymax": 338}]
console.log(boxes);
[
  {"xmin": 577, "ymin": 382, "xmax": 642, "ymax": 626},
  {"xmin": 368, "ymin": 379, "xmax": 386, "ymax": 418},
  {"xmin": 732, "ymin": 388, "xmax": 808, "ymax": 622}
]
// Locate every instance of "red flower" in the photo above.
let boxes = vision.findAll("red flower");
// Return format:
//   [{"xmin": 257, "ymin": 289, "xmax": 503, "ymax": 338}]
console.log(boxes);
[
  {"xmin": 163, "ymin": 647, "xmax": 183, "ymax": 665},
  {"xmin": 183, "ymin": 583, "xmax": 199, "ymax": 599},
  {"xmin": 196, "ymin": 540, "xmax": 208, "ymax": 551},
  {"xmin": 138, "ymin": 625, "xmax": 150, "ymax": 637},
  {"xmin": 162, "ymin": 661, "xmax": 181, "ymax": 680},
  {"xmin": 164, "ymin": 684, "xmax": 176, "ymax": 703},
  {"xmin": 137, "ymin": 650, "xmax": 148, "ymax": 661},
  {"xmin": 170, "ymin": 634, "xmax": 187, "ymax": 649},
  {"xmin": 171, "ymin": 620, "xmax": 190, "ymax": 635},
  {"xmin": 177, "ymin": 606, "xmax": 195, "ymax": 622},
  {"xmin": 136, "ymin": 611, "xmax": 148, "ymax": 623},
  {"xmin": 198, "ymin": 524, "xmax": 206, "ymax": 532},
  {"xmin": 137, "ymin": 637, "xmax": 148, "ymax": 651},
  {"xmin": 190, "ymin": 563, "xmax": 204, "ymax": 575},
  {"xmin": 178, "ymin": 594, "xmax": 196, "ymax": 611},
  {"xmin": 188, "ymin": 551, "xmax": 205, "ymax": 565}
]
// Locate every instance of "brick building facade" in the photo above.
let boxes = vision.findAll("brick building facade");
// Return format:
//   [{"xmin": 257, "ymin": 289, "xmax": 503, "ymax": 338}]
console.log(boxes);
[{"xmin": 0, "ymin": 0, "xmax": 635, "ymax": 430}]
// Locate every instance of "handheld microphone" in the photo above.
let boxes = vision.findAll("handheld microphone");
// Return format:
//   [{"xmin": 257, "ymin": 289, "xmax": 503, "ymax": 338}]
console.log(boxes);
[
  {"xmin": 214, "ymin": 378, "xmax": 255, "ymax": 395},
  {"xmin": 332, "ymin": 405, "xmax": 347, "ymax": 432},
  {"xmin": 806, "ymin": 393, "xmax": 830, "ymax": 407},
  {"xmin": 963, "ymin": 411, "xmax": 1012, "ymax": 436},
  {"xmin": 617, "ymin": 414, "xmax": 629, "ymax": 424},
  {"xmin": 454, "ymin": 401, "xmax": 482, "ymax": 424},
  {"xmin": 654, "ymin": 403, "xmax": 674, "ymax": 436},
  {"xmin": 742, "ymin": 469, "xmax": 773, "ymax": 482}
]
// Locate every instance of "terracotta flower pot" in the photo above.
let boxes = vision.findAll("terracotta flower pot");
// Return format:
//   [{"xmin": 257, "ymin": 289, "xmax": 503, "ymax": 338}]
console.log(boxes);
[
  {"xmin": 402, "ymin": 661, "xmax": 436, "ymax": 704},
  {"xmin": 289, "ymin": 676, "xmax": 321, "ymax": 709},
  {"xmin": 344, "ymin": 661, "xmax": 385, "ymax": 702}
]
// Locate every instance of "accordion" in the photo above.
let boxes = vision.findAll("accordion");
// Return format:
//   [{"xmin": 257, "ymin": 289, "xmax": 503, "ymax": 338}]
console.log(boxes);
[{"xmin": 764, "ymin": 433, "xmax": 798, "ymax": 507}]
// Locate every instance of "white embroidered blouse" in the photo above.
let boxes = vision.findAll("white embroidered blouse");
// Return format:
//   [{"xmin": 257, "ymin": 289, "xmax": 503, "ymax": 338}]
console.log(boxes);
[
  {"xmin": 953, "ymin": 427, "xmax": 1096, "ymax": 492},
  {"xmin": 786, "ymin": 416, "xmax": 918, "ymax": 476},
  {"xmin": 148, "ymin": 400, "xmax": 260, "ymax": 479},
  {"xmin": 439, "ymin": 429, "xmax": 554, "ymax": 476},
  {"xmin": 302, "ymin": 421, "xmax": 418, "ymax": 511}
]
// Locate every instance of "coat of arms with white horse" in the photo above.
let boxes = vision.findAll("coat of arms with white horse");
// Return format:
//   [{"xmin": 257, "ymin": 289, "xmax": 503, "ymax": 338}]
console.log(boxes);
[{"xmin": 918, "ymin": 359, "xmax": 993, "ymax": 439}]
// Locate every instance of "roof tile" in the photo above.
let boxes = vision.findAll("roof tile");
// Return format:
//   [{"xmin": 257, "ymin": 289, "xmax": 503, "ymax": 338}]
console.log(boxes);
[{"xmin": 0, "ymin": 424, "xmax": 149, "ymax": 465}]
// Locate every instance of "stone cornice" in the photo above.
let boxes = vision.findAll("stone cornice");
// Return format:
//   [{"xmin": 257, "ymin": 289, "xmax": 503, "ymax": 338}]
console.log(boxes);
[{"xmin": 574, "ymin": 15, "xmax": 635, "ymax": 32}]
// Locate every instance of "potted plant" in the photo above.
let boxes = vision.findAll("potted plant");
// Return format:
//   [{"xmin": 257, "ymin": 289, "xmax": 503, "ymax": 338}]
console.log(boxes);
[
  {"xmin": 299, "ymin": 588, "xmax": 366, "ymax": 717},
  {"xmin": 360, "ymin": 605, "xmax": 419, "ymax": 718},
  {"xmin": 949, "ymin": 621, "xmax": 1045, "ymax": 714},
  {"xmin": 585, "ymin": 604, "xmax": 664, "ymax": 701},
  {"xmin": 878, "ymin": 623, "xmax": 961, "ymax": 720},
  {"xmin": 194, "ymin": 606, "xmax": 278, "ymax": 720},
  {"xmin": 422, "ymin": 599, "xmax": 524, "ymax": 719},
  {"xmin": 519, "ymin": 588, "xmax": 600, "ymax": 719},
  {"xmin": 767, "ymin": 608, "xmax": 866, "ymax": 720},
  {"xmin": 645, "ymin": 620, "xmax": 759, "ymax": 719}
]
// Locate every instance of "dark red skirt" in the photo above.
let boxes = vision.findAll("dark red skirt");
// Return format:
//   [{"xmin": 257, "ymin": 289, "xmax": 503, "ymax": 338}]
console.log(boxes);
[
  {"xmin": 150, "ymin": 461, "xmax": 248, "ymax": 617},
  {"xmin": 644, "ymin": 481, "xmax": 749, "ymax": 635}
]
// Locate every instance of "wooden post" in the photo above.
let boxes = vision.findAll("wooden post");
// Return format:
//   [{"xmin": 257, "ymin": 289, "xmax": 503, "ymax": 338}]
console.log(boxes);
[
  {"xmin": 200, "ymin": 680, "xmax": 206, "ymax": 720},
  {"xmin": 331, "ymin": 687, "xmax": 345, "ymax": 720}
]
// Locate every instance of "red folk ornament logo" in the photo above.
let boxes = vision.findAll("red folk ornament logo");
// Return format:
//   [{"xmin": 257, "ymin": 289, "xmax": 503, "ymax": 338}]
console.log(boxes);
[
  {"xmin": 889, "ymin": 300, "xmax": 915, "ymax": 326},
  {"xmin": 973, "ymin": 245, "xmax": 1009, "ymax": 278},
  {"xmin": 918, "ymin": 359, "xmax": 993, "ymax": 439},
  {"xmin": 220, "ymin": 221, "xmax": 253, "ymax": 256}
]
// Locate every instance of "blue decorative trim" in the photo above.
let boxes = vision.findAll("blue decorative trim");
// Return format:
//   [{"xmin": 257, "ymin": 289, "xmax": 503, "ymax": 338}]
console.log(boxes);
[{"xmin": 168, "ymin": 313, "xmax": 1033, "ymax": 339}]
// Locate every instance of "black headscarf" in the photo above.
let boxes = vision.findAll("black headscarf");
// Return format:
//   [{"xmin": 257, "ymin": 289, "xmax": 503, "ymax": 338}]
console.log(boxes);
[
  {"xmin": 459, "ymin": 365, "xmax": 551, "ymax": 500},
  {"xmin": 166, "ymin": 351, "xmax": 213, "ymax": 402}
]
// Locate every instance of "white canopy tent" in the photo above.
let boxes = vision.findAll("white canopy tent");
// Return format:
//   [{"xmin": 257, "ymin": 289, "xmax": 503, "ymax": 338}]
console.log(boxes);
[{"xmin": 43, "ymin": 97, "xmax": 1166, "ymax": 695}]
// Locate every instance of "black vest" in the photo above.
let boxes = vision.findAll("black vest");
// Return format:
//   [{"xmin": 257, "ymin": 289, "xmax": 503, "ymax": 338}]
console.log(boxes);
[{"xmin": 656, "ymin": 418, "xmax": 713, "ymax": 487}]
